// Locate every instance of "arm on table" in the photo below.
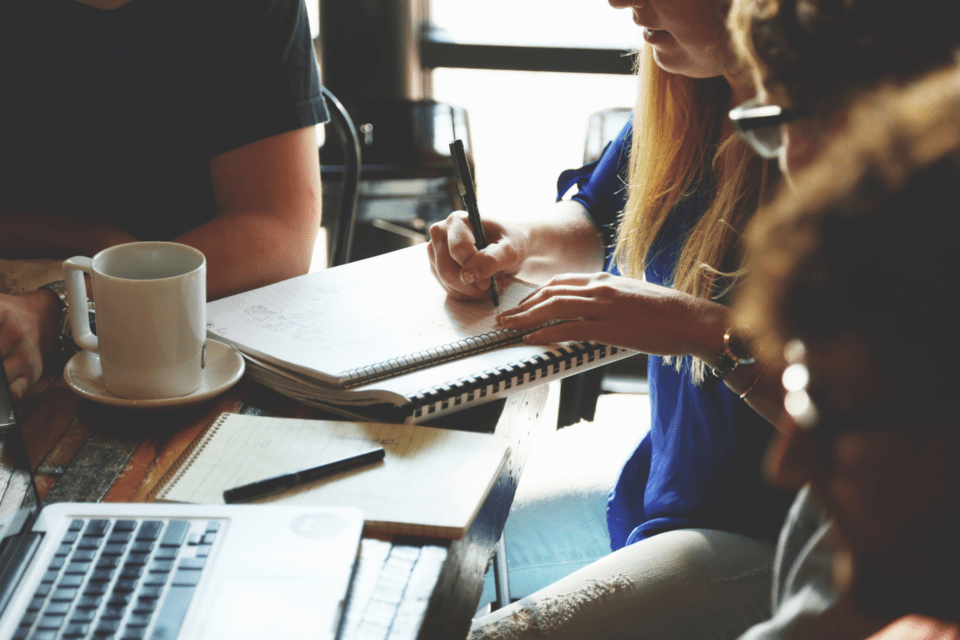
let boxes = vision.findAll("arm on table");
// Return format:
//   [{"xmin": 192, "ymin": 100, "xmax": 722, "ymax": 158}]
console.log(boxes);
[
  {"xmin": 177, "ymin": 125, "xmax": 321, "ymax": 300},
  {"xmin": 427, "ymin": 199, "xmax": 605, "ymax": 302}
]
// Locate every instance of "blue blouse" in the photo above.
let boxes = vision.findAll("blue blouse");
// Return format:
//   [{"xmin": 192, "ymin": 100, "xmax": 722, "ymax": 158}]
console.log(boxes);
[{"xmin": 558, "ymin": 122, "xmax": 791, "ymax": 550}]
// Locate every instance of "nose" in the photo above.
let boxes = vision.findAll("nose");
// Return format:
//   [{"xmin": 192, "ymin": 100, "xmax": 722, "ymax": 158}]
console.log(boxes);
[{"xmin": 764, "ymin": 418, "xmax": 819, "ymax": 491}]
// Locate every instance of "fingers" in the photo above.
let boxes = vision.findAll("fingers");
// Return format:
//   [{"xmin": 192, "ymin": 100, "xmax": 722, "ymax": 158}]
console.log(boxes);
[{"xmin": 428, "ymin": 211, "xmax": 509, "ymax": 301}]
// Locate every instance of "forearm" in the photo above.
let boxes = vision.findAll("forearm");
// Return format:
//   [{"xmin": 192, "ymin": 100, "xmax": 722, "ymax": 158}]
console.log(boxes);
[
  {"xmin": 512, "ymin": 200, "xmax": 606, "ymax": 283},
  {"xmin": 174, "ymin": 208, "xmax": 319, "ymax": 301},
  {"xmin": 0, "ymin": 207, "xmax": 138, "ymax": 259}
]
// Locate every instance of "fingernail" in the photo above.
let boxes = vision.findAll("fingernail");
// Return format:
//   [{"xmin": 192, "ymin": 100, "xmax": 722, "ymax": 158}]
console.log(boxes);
[{"xmin": 461, "ymin": 271, "xmax": 476, "ymax": 285}]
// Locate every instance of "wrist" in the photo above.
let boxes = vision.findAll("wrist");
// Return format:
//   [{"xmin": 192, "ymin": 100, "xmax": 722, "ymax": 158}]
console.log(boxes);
[{"xmin": 21, "ymin": 288, "xmax": 62, "ymax": 361}]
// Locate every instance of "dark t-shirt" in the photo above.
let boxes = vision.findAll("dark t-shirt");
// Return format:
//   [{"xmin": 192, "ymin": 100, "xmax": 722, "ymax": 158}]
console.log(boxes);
[{"xmin": 0, "ymin": 0, "xmax": 327, "ymax": 240}]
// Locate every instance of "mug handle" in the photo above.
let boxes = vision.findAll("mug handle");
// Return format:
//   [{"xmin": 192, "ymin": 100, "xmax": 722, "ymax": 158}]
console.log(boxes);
[{"xmin": 62, "ymin": 257, "xmax": 98, "ymax": 354}]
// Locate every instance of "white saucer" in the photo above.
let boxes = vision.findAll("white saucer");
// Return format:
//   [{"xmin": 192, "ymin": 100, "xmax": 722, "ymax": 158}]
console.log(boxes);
[{"xmin": 64, "ymin": 338, "xmax": 245, "ymax": 409}]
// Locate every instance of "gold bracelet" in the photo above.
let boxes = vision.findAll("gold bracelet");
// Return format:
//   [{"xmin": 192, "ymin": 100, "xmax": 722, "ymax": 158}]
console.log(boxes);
[{"xmin": 739, "ymin": 362, "xmax": 768, "ymax": 400}]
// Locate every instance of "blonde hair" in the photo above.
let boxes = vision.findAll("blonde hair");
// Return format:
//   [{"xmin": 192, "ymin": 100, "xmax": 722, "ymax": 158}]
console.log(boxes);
[{"xmin": 614, "ymin": 45, "xmax": 774, "ymax": 381}]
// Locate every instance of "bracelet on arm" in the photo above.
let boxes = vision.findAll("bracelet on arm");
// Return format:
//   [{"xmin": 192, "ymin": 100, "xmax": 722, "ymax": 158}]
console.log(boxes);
[
  {"xmin": 739, "ymin": 362, "xmax": 768, "ymax": 400},
  {"xmin": 701, "ymin": 327, "xmax": 756, "ymax": 392},
  {"xmin": 40, "ymin": 280, "xmax": 95, "ymax": 360}
]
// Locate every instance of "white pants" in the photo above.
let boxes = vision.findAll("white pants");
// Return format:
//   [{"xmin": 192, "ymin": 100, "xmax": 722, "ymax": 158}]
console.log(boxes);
[{"xmin": 470, "ymin": 528, "xmax": 776, "ymax": 640}]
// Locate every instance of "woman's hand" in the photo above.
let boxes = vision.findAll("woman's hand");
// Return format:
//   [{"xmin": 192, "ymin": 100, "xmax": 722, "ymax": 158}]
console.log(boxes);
[
  {"xmin": 495, "ymin": 272, "xmax": 728, "ymax": 359},
  {"xmin": 427, "ymin": 210, "xmax": 529, "ymax": 302}
]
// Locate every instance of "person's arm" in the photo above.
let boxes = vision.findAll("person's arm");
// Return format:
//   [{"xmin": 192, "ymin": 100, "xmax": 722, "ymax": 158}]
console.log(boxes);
[
  {"xmin": 494, "ymin": 272, "xmax": 787, "ymax": 428},
  {"xmin": 427, "ymin": 199, "xmax": 605, "ymax": 301},
  {"xmin": 175, "ymin": 125, "xmax": 321, "ymax": 301},
  {"xmin": 0, "ymin": 207, "xmax": 137, "ymax": 259}
]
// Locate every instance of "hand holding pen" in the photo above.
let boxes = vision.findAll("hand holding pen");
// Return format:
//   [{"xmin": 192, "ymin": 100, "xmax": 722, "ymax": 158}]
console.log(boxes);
[{"xmin": 449, "ymin": 140, "xmax": 500, "ymax": 307}]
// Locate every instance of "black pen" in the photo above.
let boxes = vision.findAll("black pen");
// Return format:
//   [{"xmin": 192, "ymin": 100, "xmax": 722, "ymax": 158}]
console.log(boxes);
[
  {"xmin": 449, "ymin": 139, "xmax": 500, "ymax": 307},
  {"xmin": 222, "ymin": 446, "xmax": 385, "ymax": 503}
]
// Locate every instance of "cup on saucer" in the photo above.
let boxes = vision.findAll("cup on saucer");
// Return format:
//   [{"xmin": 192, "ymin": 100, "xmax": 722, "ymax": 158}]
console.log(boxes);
[{"xmin": 63, "ymin": 242, "xmax": 206, "ymax": 400}]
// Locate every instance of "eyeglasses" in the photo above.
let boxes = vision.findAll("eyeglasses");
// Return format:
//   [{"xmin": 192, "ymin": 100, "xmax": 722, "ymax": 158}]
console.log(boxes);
[
  {"xmin": 729, "ymin": 98, "xmax": 810, "ymax": 160},
  {"xmin": 781, "ymin": 339, "xmax": 954, "ymax": 443}
]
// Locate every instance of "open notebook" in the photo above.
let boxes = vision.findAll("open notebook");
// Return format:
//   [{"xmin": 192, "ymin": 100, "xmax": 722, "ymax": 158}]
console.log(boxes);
[
  {"xmin": 152, "ymin": 413, "xmax": 510, "ymax": 539},
  {"xmin": 206, "ymin": 244, "xmax": 634, "ymax": 423}
]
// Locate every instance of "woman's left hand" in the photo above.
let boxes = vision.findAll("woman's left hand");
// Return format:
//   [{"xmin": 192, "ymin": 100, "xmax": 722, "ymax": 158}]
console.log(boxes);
[{"xmin": 495, "ymin": 272, "xmax": 727, "ymax": 359}]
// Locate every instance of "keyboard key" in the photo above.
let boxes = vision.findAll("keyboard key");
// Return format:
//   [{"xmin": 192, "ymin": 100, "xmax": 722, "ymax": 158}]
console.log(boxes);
[
  {"xmin": 113, "ymin": 520, "xmax": 137, "ymax": 532},
  {"xmin": 195, "ymin": 545, "xmax": 211, "ymax": 558},
  {"xmin": 132, "ymin": 598, "xmax": 159, "ymax": 614},
  {"xmin": 153, "ymin": 547, "xmax": 177, "ymax": 560},
  {"xmin": 57, "ymin": 574, "xmax": 84, "ymax": 589},
  {"xmin": 204, "ymin": 521, "xmax": 220, "ymax": 533},
  {"xmin": 201, "ymin": 533, "xmax": 216, "ymax": 545},
  {"xmin": 114, "ymin": 579, "xmax": 139, "ymax": 593},
  {"xmin": 33, "ymin": 630, "xmax": 58, "ymax": 640},
  {"xmin": 13, "ymin": 624, "xmax": 30, "ymax": 640},
  {"xmin": 83, "ymin": 581, "xmax": 109, "ymax": 596},
  {"xmin": 77, "ymin": 536, "xmax": 102, "ymax": 550},
  {"xmin": 96, "ymin": 556, "xmax": 121, "ymax": 570},
  {"xmin": 139, "ymin": 586, "xmax": 163, "ymax": 599},
  {"xmin": 122, "ymin": 628, "xmax": 147, "ymax": 640},
  {"xmin": 131, "ymin": 541, "xmax": 154, "ymax": 555},
  {"xmin": 142, "ymin": 573, "xmax": 168, "ymax": 587},
  {"xmin": 73, "ymin": 549, "xmax": 97, "ymax": 562},
  {"xmin": 19, "ymin": 611, "xmax": 37, "ymax": 626},
  {"xmin": 127, "ymin": 613, "xmax": 153, "ymax": 627},
  {"xmin": 107, "ymin": 531, "xmax": 133, "ymax": 545},
  {"xmin": 42, "ymin": 569, "xmax": 59, "ymax": 583},
  {"xmin": 61, "ymin": 532, "xmax": 79, "ymax": 545},
  {"xmin": 149, "ymin": 586, "xmax": 196, "ymax": 640},
  {"xmin": 70, "ymin": 607, "xmax": 96, "ymax": 622},
  {"xmin": 107, "ymin": 593, "xmax": 133, "ymax": 607},
  {"xmin": 135, "ymin": 521, "xmax": 163, "ymax": 542},
  {"xmin": 34, "ymin": 582, "xmax": 52, "ymax": 597},
  {"xmin": 187, "ymin": 533, "xmax": 201, "ymax": 545},
  {"xmin": 149, "ymin": 560, "xmax": 173, "ymax": 574},
  {"xmin": 37, "ymin": 614, "xmax": 66, "ymax": 629},
  {"xmin": 90, "ymin": 569, "xmax": 115, "ymax": 582},
  {"xmin": 65, "ymin": 562, "xmax": 91, "ymax": 575},
  {"xmin": 171, "ymin": 570, "xmax": 201, "ymax": 587},
  {"xmin": 27, "ymin": 596, "xmax": 45, "ymax": 611},
  {"xmin": 84, "ymin": 520, "xmax": 110, "ymax": 537},
  {"xmin": 178, "ymin": 558, "xmax": 205, "ymax": 570},
  {"xmin": 45, "ymin": 601, "xmax": 71, "ymax": 615},
  {"xmin": 95, "ymin": 619, "xmax": 121, "ymax": 635},
  {"xmin": 101, "ymin": 606, "xmax": 125, "ymax": 620},
  {"xmin": 51, "ymin": 587, "xmax": 79, "ymax": 601},
  {"xmin": 47, "ymin": 556, "xmax": 66, "ymax": 570},
  {"xmin": 69, "ymin": 520, "xmax": 84, "ymax": 532},
  {"xmin": 101, "ymin": 543, "xmax": 126, "ymax": 557},
  {"xmin": 76, "ymin": 595, "xmax": 103, "ymax": 609},
  {"xmin": 64, "ymin": 622, "xmax": 91, "ymax": 637},
  {"xmin": 159, "ymin": 521, "xmax": 189, "ymax": 548},
  {"xmin": 56, "ymin": 543, "xmax": 73, "ymax": 557},
  {"xmin": 120, "ymin": 566, "xmax": 144, "ymax": 580},
  {"xmin": 125, "ymin": 553, "xmax": 149, "ymax": 567}
]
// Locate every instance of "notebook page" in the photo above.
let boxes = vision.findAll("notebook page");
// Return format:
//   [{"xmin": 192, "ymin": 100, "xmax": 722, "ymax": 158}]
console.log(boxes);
[
  {"xmin": 158, "ymin": 414, "xmax": 510, "ymax": 538},
  {"xmin": 206, "ymin": 245, "xmax": 537, "ymax": 386}
]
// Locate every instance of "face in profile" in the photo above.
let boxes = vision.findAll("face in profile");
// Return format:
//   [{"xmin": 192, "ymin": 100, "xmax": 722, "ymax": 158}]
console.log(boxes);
[
  {"xmin": 608, "ymin": 0, "xmax": 734, "ymax": 79},
  {"xmin": 771, "ymin": 337, "xmax": 960, "ymax": 618}
]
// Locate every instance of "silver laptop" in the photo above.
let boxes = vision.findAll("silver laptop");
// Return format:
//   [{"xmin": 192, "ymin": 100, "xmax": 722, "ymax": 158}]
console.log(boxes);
[{"xmin": 0, "ymin": 367, "xmax": 364, "ymax": 640}]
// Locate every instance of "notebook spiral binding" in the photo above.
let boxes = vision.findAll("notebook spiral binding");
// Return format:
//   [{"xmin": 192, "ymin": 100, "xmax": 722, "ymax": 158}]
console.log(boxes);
[
  {"xmin": 409, "ymin": 342, "xmax": 624, "ymax": 420},
  {"xmin": 341, "ymin": 326, "xmax": 543, "ymax": 388},
  {"xmin": 148, "ymin": 412, "xmax": 231, "ymax": 501}
]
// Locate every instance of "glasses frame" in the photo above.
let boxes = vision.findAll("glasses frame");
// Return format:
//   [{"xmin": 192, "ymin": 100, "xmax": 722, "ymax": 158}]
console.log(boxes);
[{"xmin": 729, "ymin": 98, "xmax": 811, "ymax": 159}]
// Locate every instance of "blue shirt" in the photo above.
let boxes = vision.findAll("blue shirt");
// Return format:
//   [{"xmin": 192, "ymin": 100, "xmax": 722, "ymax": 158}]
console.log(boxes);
[{"xmin": 558, "ymin": 122, "xmax": 792, "ymax": 549}]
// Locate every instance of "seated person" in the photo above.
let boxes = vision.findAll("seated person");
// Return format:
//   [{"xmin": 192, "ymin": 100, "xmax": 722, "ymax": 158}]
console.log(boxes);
[
  {"xmin": 734, "ymin": 63, "xmax": 960, "ymax": 640},
  {"xmin": 0, "ymin": 0, "xmax": 325, "ymax": 402}
]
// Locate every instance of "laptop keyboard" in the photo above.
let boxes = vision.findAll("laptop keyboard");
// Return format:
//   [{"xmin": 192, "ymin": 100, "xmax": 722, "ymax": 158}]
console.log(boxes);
[{"xmin": 14, "ymin": 517, "xmax": 219, "ymax": 640}]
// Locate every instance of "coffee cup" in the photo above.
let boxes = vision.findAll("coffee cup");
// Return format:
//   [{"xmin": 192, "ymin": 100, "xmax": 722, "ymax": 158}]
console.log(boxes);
[{"xmin": 63, "ymin": 242, "xmax": 206, "ymax": 400}]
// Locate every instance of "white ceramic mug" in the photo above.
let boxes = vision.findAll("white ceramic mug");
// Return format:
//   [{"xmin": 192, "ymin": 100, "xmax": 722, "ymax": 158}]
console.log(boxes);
[{"xmin": 63, "ymin": 242, "xmax": 207, "ymax": 400}]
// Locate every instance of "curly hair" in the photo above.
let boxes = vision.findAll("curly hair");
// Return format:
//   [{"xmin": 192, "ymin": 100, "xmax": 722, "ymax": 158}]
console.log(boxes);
[
  {"xmin": 735, "ymin": 65, "xmax": 960, "ymax": 399},
  {"xmin": 729, "ymin": 0, "xmax": 960, "ymax": 114}
]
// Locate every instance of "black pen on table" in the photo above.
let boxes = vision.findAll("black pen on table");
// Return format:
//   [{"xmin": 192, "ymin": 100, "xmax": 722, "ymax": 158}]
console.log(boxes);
[
  {"xmin": 449, "ymin": 139, "xmax": 500, "ymax": 307},
  {"xmin": 222, "ymin": 446, "xmax": 385, "ymax": 503}
]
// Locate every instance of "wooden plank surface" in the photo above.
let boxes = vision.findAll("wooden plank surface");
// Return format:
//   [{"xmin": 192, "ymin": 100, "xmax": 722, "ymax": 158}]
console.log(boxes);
[{"xmin": 3, "ymin": 368, "xmax": 556, "ymax": 640}]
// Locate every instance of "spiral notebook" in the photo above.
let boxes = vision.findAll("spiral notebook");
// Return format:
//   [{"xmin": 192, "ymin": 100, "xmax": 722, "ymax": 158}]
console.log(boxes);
[
  {"xmin": 153, "ymin": 413, "xmax": 510, "ymax": 539},
  {"xmin": 206, "ymin": 245, "xmax": 634, "ymax": 423}
]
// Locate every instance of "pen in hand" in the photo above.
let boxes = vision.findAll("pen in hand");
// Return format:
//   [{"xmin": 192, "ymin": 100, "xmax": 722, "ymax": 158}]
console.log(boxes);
[
  {"xmin": 222, "ymin": 446, "xmax": 386, "ymax": 503},
  {"xmin": 449, "ymin": 139, "xmax": 500, "ymax": 307}
]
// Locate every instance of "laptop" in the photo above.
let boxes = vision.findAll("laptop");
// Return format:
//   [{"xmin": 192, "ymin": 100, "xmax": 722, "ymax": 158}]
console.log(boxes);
[{"xmin": 0, "ymin": 366, "xmax": 364, "ymax": 640}]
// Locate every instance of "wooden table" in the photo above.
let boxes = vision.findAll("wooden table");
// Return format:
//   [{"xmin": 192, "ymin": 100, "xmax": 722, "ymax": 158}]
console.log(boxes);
[{"xmin": 2, "ymin": 365, "xmax": 558, "ymax": 640}]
